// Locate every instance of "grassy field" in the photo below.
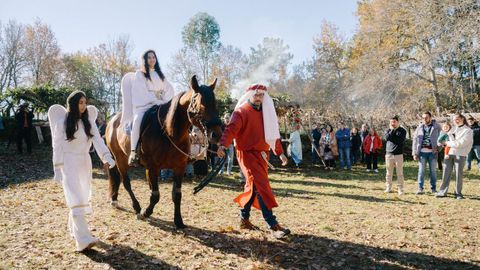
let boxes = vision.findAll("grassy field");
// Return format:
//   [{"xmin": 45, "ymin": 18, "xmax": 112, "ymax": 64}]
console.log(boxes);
[{"xmin": 1, "ymin": 145, "xmax": 480, "ymax": 269}]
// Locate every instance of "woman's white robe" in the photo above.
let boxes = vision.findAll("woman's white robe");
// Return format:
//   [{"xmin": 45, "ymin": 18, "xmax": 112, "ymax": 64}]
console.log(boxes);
[
  {"xmin": 128, "ymin": 70, "xmax": 175, "ymax": 149},
  {"xmin": 287, "ymin": 130, "xmax": 303, "ymax": 161},
  {"xmin": 48, "ymin": 105, "xmax": 111, "ymax": 250}
]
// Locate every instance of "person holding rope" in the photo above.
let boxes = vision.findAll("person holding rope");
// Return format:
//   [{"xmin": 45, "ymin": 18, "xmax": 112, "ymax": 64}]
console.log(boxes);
[{"xmin": 217, "ymin": 84, "xmax": 290, "ymax": 239}]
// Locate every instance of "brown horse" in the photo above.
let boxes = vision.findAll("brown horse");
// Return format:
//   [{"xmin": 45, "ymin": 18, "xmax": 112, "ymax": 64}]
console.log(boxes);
[{"xmin": 105, "ymin": 75, "xmax": 221, "ymax": 228}]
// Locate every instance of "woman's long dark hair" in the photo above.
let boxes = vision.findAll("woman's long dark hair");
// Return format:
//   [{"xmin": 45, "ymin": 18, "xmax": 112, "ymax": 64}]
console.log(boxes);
[
  {"xmin": 142, "ymin": 50, "xmax": 165, "ymax": 81},
  {"xmin": 454, "ymin": 113, "xmax": 467, "ymax": 126},
  {"xmin": 66, "ymin": 91, "xmax": 93, "ymax": 141}
]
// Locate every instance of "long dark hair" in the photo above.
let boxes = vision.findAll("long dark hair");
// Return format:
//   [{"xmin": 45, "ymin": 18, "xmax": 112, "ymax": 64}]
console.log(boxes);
[
  {"xmin": 454, "ymin": 112, "xmax": 467, "ymax": 126},
  {"xmin": 142, "ymin": 50, "xmax": 165, "ymax": 81},
  {"xmin": 325, "ymin": 124, "xmax": 334, "ymax": 133},
  {"xmin": 66, "ymin": 91, "xmax": 93, "ymax": 141}
]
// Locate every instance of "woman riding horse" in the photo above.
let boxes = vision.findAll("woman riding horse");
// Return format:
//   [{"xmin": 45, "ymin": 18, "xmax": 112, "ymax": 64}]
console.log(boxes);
[{"xmin": 106, "ymin": 75, "xmax": 222, "ymax": 229}]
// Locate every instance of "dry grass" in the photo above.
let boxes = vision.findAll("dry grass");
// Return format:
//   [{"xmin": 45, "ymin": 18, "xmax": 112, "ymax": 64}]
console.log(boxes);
[{"xmin": 1, "ymin": 146, "xmax": 480, "ymax": 269}]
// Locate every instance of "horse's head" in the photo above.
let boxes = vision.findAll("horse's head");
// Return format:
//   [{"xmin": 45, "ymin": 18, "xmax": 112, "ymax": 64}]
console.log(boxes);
[{"xmin": 188, "ymin": 75, "xmax": 222, "ymax": 142}]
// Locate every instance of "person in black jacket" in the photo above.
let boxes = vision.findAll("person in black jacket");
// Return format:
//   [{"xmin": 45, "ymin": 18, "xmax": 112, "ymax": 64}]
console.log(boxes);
[
  {"xmin": 467, "ymin": 116, "xmax": 480, "ymax": 170},
  {"xmin": 350, "ymin": 128, "xmax": 362, "ymax": 165},
  {"xmin": 15, "ymin": 103, "xmax": 34, "ymax": 154},
  {"xmin": 383, "ymin": 115, "xmax": 407, "ymax": 195},
  {"xmin": 311, "ymin": 123, "xmax": 322, "ymax": 164}
]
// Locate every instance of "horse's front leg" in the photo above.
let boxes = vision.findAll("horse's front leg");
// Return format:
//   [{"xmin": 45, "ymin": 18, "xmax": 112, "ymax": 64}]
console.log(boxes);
[
  {"xmin": 139, "ymin": 167, "xmax": 160, "ymax": 219},
  {"xmin": 172, "ymin": 167, "xmax": 186, "ymax": 229}
]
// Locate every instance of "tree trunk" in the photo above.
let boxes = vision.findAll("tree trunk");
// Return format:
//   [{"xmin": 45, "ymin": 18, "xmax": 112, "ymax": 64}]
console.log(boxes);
[
  {"xmin": 459, "ymin": 85, "xmax": 465, "ymax": 110},
  {"xmin": 429, "ymin": 67, "xmax": 442, "ymax": 116},
  {"xmin": 470, "ymin": 61, "xmax": 476, "ymax": 96}
]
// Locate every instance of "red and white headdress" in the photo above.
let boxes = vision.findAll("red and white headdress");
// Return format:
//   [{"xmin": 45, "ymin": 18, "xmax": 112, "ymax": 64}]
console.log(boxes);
[{"xmin": 234, "ymin": 84, "xmax": 281, "ymax": 152}]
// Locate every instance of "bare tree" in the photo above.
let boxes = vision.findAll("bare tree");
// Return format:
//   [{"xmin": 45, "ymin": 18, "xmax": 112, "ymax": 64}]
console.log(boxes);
[
  {"xmin": 0, "ymin": 20, "xmax": 27, "ymax": 93},
  {"xmin": 24, "ymin": 19, "xmax": 61, "ymax": 86},
  {"xmin": 88, "ymin": 35, "xmax": 134, "ymax": 112}
]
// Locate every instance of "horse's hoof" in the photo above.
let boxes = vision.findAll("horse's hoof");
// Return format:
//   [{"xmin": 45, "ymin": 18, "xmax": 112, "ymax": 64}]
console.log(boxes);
[
  {"xmin": 175, "ymin": 222, "xmax": 187, "ymax": 229},
  {"xmin": 110, "ymin": 201, "xmax": 119, "ymax": 209},
  {"xmin": 137, "ymin": 211, "xmax": 145, "ymax": 220},
  {"xmin": 137, "ymin": 209, "xmax": 152, "ymax": 220}
]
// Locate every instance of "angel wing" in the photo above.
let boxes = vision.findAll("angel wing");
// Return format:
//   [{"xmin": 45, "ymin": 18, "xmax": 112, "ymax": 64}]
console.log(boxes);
[
  {"xmin": 48, "ymin": 104, "xmax": 67, "ymax": 125},
  {"xmin": 87, "ymin": 105, "xmax": 98, "ymax": 123},
  {"xmin": 48, "ymin": 104, "xmax": 67, "ymax": 168},
  {"xmin": 120, "ymin": 72, "xmax": 135, "ymax": 132},
  {"xmin": 87, "ymin": 105, "xmax": 111, "ymax": 162}
]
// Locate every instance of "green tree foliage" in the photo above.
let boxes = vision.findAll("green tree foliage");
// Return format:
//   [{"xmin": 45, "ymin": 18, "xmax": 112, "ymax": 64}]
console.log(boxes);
[
  {"xmin": 1, "ymin": 85, "xmax": 104, "ymax": 114},
  {"xmin": 181, "ymin": 12, "xmax": 221, "ymax": 83}
]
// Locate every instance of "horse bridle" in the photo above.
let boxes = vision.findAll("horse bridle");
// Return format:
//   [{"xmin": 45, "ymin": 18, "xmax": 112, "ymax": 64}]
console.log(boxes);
[
  {"xmin": 187, "ymin": 92, "xmax": 204, "ymax": 128},
  {"xmin": 156, "ymin": 91, "xmax": 209, "ymax": 160}
]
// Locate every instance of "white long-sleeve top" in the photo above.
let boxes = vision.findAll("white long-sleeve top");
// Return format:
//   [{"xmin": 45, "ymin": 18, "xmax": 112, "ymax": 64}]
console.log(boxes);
[
  {"xmin": 49, "ymin": 105, "xmax": 111, "ymax": 168},
  {"xmin": 446, "ymin": 124, "xmax": 473, "ymax": 157},
  {"xmin": 131, "ymin": 69, "xmax": 174, "ymax": 113}
]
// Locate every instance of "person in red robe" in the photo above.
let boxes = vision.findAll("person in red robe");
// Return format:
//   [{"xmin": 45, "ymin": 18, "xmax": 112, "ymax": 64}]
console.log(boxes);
[{"xmin": 217, "ymin": 84, "xmax": 291, "ymax": 238}]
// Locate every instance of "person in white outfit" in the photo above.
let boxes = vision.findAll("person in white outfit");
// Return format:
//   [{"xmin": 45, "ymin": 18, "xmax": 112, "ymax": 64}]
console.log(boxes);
[
  {"xmin": 285, "ymin": 125, "xmax": 303, "ymax": 167},
  {"xmin": 127, "ymin": 50, "xmax": 174, "ymax": 166},
  {"xmin": 48, "ymin": 91, "xmax": 115, "ymax": 252},
  {"xmin": 436, "ymin": 113, "xmax": 473, "ymax": 199}
]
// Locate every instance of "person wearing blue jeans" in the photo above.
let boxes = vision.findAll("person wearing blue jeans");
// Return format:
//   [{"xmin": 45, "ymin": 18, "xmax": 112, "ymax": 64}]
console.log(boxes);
[
  {"xmin": 185, "ymin": 163, "xmax": 194, "ymax": 178},
  {"xmin": 417, "ymin": 152, "xmax": 437, "ymax": 192},
  {"xmin": 467, "ymin": 146, "xmax": 480, "ymax": 170},
  {"xmin": 338, "ymin": 147, "xmax": 351, "ymax": 170},
  {"xmin": 336, "ymin": 122, "xmax": 352, "ymax": 170},
  {"xmin": 220, "ymin": 144, "xmax": 234, "ymax": 175},
  {"xmin": 240, "ymin": 186, "xmax": 278, "ymax": 228},
  {"xmin": 412, "ymin": 112, "xmax": 441, "ymax": 194},
  {"xmin": 219, "ymin": 113, "xmax": 235, "ymax": 175},
  {"xmin": 466, "ymin": 116, "xmax": 480, "ymax": 170},
  {"xmin": 160, "ymin": 169, "xmax": 173, "ymax": 181}
]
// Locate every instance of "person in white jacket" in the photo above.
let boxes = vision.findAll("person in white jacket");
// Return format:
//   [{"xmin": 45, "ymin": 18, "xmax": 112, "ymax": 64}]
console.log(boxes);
[
  {"xmin": 127, "ymin": 50, "xmax": 174, "ymax": 166},
  {"xmin": 436, "ymin": 113, "xmax": 473, "ymax": 199},
  {"xmin": 286, "ymin": 125, "xmax": 303, "ymax": 167},
  {"xmin": 48, "ymin": 91, "xmax": 115, "ymax": 252}
]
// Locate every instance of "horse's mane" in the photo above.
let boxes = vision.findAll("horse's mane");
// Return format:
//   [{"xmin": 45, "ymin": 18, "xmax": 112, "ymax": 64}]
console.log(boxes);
[{"xmin": 164, "ymin": 91, "xmax": 187, "ymax": 137}]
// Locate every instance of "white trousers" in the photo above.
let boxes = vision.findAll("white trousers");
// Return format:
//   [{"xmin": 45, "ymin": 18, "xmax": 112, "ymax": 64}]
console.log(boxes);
[
  {"xmin": 130, "ymin": 110, "xmax": 147, "ymax": 151},
  {"xmin": 68, "ymin": 212, "xmax": 97, "ymax": 251}
]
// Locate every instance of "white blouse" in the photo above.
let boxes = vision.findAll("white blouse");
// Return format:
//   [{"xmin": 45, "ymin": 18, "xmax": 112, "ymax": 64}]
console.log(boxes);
[
  {"xmin": 131, "ymin": 69, "xmax": 175, "ymax": 112},
  {"xmin": 49, "ymin": 105, "xmax": 111, "ymax": 168}
]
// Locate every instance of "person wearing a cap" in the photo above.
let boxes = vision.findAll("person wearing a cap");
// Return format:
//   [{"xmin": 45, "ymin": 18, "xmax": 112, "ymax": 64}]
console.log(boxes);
[{"xmin": 217, "ymin": 84, "xmax": 291, "ymax": 239}]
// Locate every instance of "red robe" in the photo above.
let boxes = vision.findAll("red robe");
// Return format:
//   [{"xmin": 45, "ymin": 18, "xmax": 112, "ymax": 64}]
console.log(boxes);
[{"xmin": 220, "ymin": 102, "xmax": 283, "ymax": 210}]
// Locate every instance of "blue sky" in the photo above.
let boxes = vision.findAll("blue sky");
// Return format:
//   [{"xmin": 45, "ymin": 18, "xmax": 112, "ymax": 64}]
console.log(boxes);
[{"xmin": 0, "ymin": 0, "xmax": 358, "ymax": 67}]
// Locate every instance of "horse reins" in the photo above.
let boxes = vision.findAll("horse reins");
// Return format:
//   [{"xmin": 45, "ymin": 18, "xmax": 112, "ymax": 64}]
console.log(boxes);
[{"xmin": 156, "ymin": 91, "xmax": 210, "ymax": 161}]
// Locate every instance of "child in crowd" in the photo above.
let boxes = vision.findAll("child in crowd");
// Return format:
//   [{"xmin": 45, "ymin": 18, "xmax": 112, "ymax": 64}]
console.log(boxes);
[{"xmin": 437, "ymin": 122, "xmax": 452, "ymax": 159}]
